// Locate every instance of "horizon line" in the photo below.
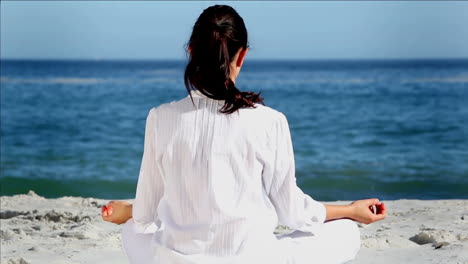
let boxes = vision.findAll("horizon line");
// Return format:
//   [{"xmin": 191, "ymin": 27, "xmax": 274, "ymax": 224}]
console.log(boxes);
[{"xmin": 2, "ymin": 57, "xmax": 468, "ymax": 62}]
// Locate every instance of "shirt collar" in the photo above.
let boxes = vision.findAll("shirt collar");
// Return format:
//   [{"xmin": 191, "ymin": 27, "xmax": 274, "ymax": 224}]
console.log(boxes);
[{"xmin": 189, "ymin": 89, "xmax": 209, "ymax": 98}]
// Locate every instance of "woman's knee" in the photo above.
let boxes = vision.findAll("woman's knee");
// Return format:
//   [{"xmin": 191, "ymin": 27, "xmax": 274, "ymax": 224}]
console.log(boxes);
[
  {"xmin": 121, "ymin": 218, "xmax": 134, "ymax": 236},
  {"xmin": 120, "ymin": 218, "xmax": 156, "ymax": 264},
  {"xmin": 335, "ymin": 219, "xmax": 361, "ymax": 256},
  {"xmin": 322, "ymin": 219, "xmax": 361, "ymax": 259},
  {"xmin": 347, "ymin": 219, "xmax": 361, "ymax": 248},
  {"xmin": 121, "ymin": 219, "xmax": 138, "ymax": 251}
]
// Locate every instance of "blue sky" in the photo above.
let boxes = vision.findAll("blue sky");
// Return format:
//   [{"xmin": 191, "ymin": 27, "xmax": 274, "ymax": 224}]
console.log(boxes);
[{"xmin": 1, "ymin": 1, "xmax": 468, "ymax": 60}]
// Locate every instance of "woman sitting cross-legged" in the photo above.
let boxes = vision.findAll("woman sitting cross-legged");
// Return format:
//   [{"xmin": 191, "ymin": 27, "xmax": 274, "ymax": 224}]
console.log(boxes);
[{"xmin": 102, "ymin": 5, "xmax": 386, "ymax": 264}]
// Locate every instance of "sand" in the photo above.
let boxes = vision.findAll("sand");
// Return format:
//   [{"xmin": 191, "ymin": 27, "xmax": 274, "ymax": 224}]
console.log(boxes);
[{"xmin": 1, "ymin": 191, "xmax": 467, "ymax": 264}]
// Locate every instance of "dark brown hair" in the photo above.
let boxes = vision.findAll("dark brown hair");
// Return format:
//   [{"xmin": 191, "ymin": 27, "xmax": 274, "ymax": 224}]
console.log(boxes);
[{"xmin": 184, "ymin": 5, "xmax": 264, "ymax": 114}]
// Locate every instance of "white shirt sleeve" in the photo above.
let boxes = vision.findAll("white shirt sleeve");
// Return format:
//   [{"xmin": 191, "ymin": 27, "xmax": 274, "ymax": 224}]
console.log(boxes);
[
  {"xmin": 132, "ymin": 108, "xmax": 164, "ymax": 234},
  {"xmin": 263, "ymin": 112, "xmax": 326, "ymax": 234}
]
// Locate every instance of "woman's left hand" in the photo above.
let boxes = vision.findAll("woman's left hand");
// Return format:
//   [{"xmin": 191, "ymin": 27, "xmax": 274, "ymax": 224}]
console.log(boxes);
[
  {"xmin": 349, "ymin": 198, "xmax": 386, "ymax": 224},
  {"xmin": 101, "ymin": 200, "xmax": 133, "ymax": 225}
]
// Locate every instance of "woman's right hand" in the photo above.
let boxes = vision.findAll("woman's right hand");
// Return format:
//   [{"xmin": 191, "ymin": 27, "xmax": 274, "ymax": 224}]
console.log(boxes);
[
  {"xmin": 349, "ymin": 198, "xmax": 386, "ymax": 224},
  {"xmin": 101, "ymin": 200, "xmax": 133, "ymax": 225}
]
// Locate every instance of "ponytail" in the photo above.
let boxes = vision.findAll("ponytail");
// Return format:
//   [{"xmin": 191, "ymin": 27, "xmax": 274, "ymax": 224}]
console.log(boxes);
[{"xmin": 184, "ymin": 5, "xmax": 264, "ymax": 114}]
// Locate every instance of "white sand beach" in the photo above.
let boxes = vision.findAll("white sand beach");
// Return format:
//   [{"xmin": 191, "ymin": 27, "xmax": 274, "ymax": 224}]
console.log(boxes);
[{"xmin": 1, "ymin": 191, "xmax": 467, "ymax": 264}]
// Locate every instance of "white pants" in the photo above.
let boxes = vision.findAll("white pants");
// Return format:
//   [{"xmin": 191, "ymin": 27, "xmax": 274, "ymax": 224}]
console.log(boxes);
[{"xmin": 121, "ymin": 219, "xmax": 360, "ymax": 264}]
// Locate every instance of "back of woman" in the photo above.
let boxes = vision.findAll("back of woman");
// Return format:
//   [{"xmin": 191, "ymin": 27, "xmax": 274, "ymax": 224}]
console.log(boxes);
[{"xmin": 150, "ymin": 94, "xmax": 284, "ymax": 261}]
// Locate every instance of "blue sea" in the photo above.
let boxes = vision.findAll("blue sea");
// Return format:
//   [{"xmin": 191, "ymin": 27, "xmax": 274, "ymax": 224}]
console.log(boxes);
[{"xmin": 1, "ymin": 59, "xmax": 467, "ymax": 201}]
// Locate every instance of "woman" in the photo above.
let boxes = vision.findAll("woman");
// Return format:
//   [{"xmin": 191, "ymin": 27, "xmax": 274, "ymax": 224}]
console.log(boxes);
[{"xmin": 101, "ymin": 5, "xmax": 386, "ymax": 264}]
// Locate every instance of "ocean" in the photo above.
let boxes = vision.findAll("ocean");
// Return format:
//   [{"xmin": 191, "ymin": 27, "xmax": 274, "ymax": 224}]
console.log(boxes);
[{"xmin": 1, "ymin": 59, "xmax": 467, "ymax": 201}]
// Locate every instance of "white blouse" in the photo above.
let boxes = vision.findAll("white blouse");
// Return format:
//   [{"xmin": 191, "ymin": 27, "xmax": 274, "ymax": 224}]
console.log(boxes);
[{"xmin": 132, "ymin": 89, "xmax": 326, "ymax": 263}]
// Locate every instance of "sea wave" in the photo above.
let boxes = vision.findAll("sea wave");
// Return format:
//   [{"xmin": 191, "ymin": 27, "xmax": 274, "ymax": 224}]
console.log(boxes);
[
  {"xmin": 244, "ymin": 78, "xmax": 373, "ymax": 84},
  {"xmin": 403, "ymin": 74, "xmax": 468, "ymax": 84},
  {"xmin": 0, "ymin": 77, "xmax": 122, "ymax": 85}
]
